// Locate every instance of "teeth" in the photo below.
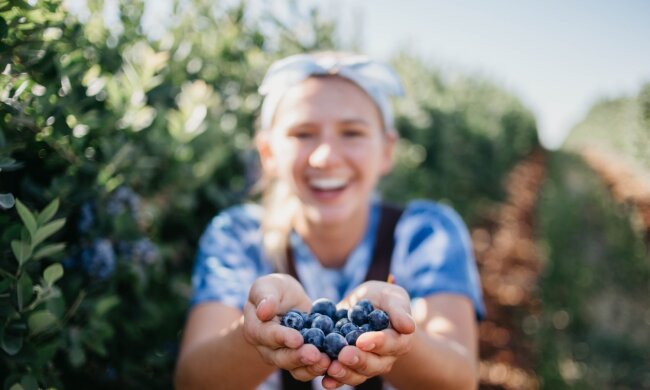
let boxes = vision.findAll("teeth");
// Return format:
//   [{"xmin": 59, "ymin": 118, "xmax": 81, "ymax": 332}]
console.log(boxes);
[{"xmin": 309, "ymin": 177, "xmax": 348, "ymax": 190}]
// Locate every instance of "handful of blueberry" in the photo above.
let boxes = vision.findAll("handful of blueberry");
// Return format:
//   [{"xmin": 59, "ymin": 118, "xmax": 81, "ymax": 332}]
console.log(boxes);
[{"xmin": 280, "ymin": 298, "xmax": 390, "ymax": 360}]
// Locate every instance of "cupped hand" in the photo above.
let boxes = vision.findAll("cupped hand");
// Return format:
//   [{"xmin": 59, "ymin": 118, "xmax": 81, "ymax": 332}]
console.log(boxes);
[
  {"xmin": 243, "ymin": 273, "xmax": 331, "ymax": 381},
  {"xmin": 323, "ymin": 281, "xmax": 416, "ymax": 388}
]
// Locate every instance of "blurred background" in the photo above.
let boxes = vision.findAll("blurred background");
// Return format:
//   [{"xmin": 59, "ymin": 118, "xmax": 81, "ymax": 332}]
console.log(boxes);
[{"xmin": 1, "ymin": 0, "xmax": 649, "ymax": 388}]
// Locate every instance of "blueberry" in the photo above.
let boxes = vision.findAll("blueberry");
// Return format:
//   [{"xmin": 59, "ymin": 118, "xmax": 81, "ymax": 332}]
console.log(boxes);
[
  {"xmin": 345, "ymin": 329, "xmax": 364, "ymax": 346},
  {"xmin": 311, "ymin": 314, "xmax": 334, "ymax": 334},
  {"xmin": 281, "ymin": 311, "xmax": 304, "ymax": 330},
  {"xmin": 368, "ymin": 309, "xmax": 390, "ymax": 331},
  {"xmin": 311, "ymin": 298, "xmax": 337, "ymax": 319},
  {"xmin": 323, "ymin": 332, "xmax": 348, "ymax": 360},
  {"xmin": 335, "ymin": 318, "xmax": 350, "ymax": 330},
  {"xmin": 348, "ymin": 305, "xmax": 369, "ymax": 326},
  {"xmin": 359, "ymin": 323, "xmax": 371, "ymax": 333},
  {"xmin": 340, "ymin": 322, "xmax": 358, "ymax": 336},
  {"xmin": 334, "ymin": 308, "xmax": 349, "ymax": 322},
  {"xmin": 303, "ymin": 328, "xmax": 326, "ymax": 350},
  {"xmin": 304, "ymin": 312, "xmax": 321, "ymax": 328},
  {"xmin": 357, "ymin": 299, "xmax": 374, "ymax": 315},
  {"xmin": 300, "ymin": 328, "xmax": 310, "ymax": 338}
]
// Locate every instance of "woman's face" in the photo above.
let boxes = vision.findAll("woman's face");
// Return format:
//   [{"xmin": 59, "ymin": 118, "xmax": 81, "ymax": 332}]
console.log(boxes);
[{"xmin": 259, "ymin": 76, "xmax": 396, "ymax": 227}]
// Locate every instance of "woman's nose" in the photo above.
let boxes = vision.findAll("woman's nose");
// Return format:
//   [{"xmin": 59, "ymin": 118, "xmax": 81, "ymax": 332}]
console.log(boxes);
[{"xmin": 308, "ymin": 141, "xmax": 342, "ymax": 167}]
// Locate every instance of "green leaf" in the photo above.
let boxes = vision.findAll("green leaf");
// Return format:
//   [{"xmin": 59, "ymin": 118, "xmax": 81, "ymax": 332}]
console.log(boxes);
[
  {"xmin": 0, "ymin": 278, "xmax": 10, "ymax": 293},
  {"xmin": 36, "ymin": 198, "xmax": 59, "ymax": 225},
  {"xmin": 0, "ymin": 326, "xmax": 23, "ymax": 356},
  {"xmin": 15, "ymin": 199, "xmax": 37, "ymax": 238},
  {"xmin": 16, "ymin": 273, "xmax": 33, "ymax": 311},
  {"xmin": 20, "ymin": 375, "xmax": 37, "ymax": 390},
  {"xmin": 68, "ymin": 346, "xmax": 86, "ymax": 367},
  {"xmin": 0, "ymin": 193, "xmax": 15, "ymax": 209},
  {"xmin": 27, "ymin": 310, "xmax": 57, "ymax": 335},
  {"xmin": 31, "ymin": 218, "xmax": 66, "ymax": 248},
  {"xmin": 8, "ymin": 383, "xmax": 24, "ymax": 390},
  {"xmin": 95, "ymin": 296, "xmax": 119, "ymax": 316},
  {"xmin": 43, "ymin": 264, "xmax": 63, "ymax": 287},
  {"xmin": 11, "ymin": 240, "xmax": 32, "ymax": 266},
  {"xmin": 0, "ymin": 16, "xmax": 6, "ymax": 41},
  {"xmin": 33, "ymin": 243, "xmax": 66, "ymax": 260}
]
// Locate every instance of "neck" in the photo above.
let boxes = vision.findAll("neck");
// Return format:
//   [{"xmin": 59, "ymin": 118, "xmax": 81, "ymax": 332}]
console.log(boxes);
[{"xmin": 294, "ymin": 204, "xmax": 371, "ymax": 268}]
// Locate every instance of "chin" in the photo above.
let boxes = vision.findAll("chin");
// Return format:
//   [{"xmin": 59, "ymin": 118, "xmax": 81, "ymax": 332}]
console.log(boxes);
[{"xmin": 303, "ymin": 203, "xmax": 357, "ymax": 227}]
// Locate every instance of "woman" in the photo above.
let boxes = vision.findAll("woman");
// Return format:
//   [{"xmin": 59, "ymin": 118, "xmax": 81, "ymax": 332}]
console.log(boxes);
[{"xmin": 175, "ymin": 52, "xmax": 484, "ymax": 389}]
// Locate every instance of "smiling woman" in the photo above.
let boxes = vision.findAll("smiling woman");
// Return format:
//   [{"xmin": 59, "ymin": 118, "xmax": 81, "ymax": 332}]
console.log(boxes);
[{"xmin": 174, "ymin": 52, "xmax": 485, "ymax": 390}]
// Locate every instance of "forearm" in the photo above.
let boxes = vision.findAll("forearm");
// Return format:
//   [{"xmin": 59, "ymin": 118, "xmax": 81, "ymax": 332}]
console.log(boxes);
[
  {"xmin": 385, "ymin": 328, "xmax": 478, "ymax": 390},
  {"xmin": 175, "ymin": 317, "xmax": 276, "ymax": 390}
]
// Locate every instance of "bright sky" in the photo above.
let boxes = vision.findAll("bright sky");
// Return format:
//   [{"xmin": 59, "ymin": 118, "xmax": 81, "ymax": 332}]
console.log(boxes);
[{"xmin": 327, "ymin": 0, "xmax": 650, "ymax": 149}]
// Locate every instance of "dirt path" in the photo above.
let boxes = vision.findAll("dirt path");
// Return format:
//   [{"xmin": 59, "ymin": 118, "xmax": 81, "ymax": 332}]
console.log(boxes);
[{"xmin": 474, "ymin": 148, "xmax": 547, "ymax": 389}]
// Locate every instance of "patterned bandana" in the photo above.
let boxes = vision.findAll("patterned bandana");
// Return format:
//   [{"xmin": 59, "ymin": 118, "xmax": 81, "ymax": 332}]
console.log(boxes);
[{"xmin": 258, "ymin": 53, "xmax": 404, "ymax": 131}]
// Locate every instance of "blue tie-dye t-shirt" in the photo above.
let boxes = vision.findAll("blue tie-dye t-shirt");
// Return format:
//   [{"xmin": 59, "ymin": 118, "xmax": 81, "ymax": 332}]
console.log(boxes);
[{"xmin": 191, "ymin": 199, "xmax": 485, "ymax": 319}]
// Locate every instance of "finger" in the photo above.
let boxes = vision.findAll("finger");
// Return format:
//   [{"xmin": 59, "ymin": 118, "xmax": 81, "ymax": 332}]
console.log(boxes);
[
  {"xmin": 254, "ymin": 318, "xmax": 304, "ymax": 349},
  {"xmin": 290, "ymin": 353, "xmax": 331, "ymax": 381},
  {"xmin": 354, "ymin": 328, "xmax": 412, "ymax": 356},
  {"xmin": 257, "ymin": 343, "xmax": 322, "ymax": 371},
  {"xmin": 326, "ymin": 356, "xmax": 382, "ymax": 387},
  {"xmin": 379, "ymin": 288, "xmax": 416, "ymax": 334},
  {"xmin": 248, "ymin": 276, "xmax": 286, "ymax": 321},
  {"xmin": 332, "ymin": 346, "xmax": 394, "ymax": 379},
  {"xmin": 321, "ymin": 375, "xmax": 344, "ymax": 389}
]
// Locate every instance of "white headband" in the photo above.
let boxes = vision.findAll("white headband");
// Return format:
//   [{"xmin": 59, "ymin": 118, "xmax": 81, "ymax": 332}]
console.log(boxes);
[{"xmin": 258, "ymin": 53, "xmax": 404, "ymax": 130}]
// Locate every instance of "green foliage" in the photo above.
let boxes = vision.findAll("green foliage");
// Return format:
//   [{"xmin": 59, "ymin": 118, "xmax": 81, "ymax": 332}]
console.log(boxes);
[
  {"xmin": 564, "ymin": 84, "xmax": 650, "ymax": 171},
  {"xmin": 1, "ymin": 198, "xmax": 67, "ymax": 389},
  {"xmin": 382, "ymin": 53, "xmax": 540, "ymax": 223},
  {"xmin": 534, "ymin": 152, "xmax": 650, "ymax": 389},
  {"xmin": 0, "ymin": 0, "xmax": 341, "ymax": 387}
]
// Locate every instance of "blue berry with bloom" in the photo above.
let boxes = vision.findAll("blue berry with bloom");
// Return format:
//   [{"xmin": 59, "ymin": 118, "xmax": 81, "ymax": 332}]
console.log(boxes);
[
  {"xmin": 334, "ymin": 308, "xmax": 348, "ymax": 322},
  {"xmin": 304, "ymin": 312, "xmax": 320, "ymax": 328},
  {"xmin": 302, "ymin": 328, "xmax": 325, "ymax": 350},
  {"xmin": 335, "ymin": 318, "xmax": 350, "ymax": 330},
  {"xmin": 311, "ymin": 314, "xmax": 334, "ymax": 334},
  {"xmin": 281, "ymin": 311, "xmax": 304, "ymax": 330},
  {"xmin": 345, "ymin": 329, "xmax": 364, "ymax": 346},
  {"xmin": 340, "ymin": 322, "xmax": 357, "ymax": 336},
  {"xmin": 368, "ymin": 309, "xmax": 390, "ymax": 331},
  {"xmin": 323, "ymin": 333, "xmax": 348, "ymax": 360},
  {"xmin": 348, "ymin": 305, "xmax": 369, "ymax": 326},
  {"xmin": 81, "ymin": 238, "xmax": 116, "ymax": 280},
  {"xmin": 311, "ymin": 298, "xmax": 337, "ymax": 319},
  {"xmin": 357, "ymin": 299, "xmax": 374, "ymax": 315},
  {"xmin": 132, "ymin": 238, "xmax": 160, "ymax": 265},
  {"xmin": 106, "ymin": 186, "xmax": 140, "ymax": 218},
  {"xmin": 78, "ymin": 201, "xmax": 95, "ymax": 233}
]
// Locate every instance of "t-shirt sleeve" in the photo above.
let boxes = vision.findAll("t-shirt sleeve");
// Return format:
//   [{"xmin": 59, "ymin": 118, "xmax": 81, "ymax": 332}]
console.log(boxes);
[
  {"xmin": 392, "ymin": 200, "xmax": 485, "ymax": 319},
  {"xmin": 190, "ymin": 206, "xmax": 266, "ymax": 310}
]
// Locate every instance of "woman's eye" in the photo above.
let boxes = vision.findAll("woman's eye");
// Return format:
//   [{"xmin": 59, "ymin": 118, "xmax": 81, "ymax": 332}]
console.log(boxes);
[
  {"xmin": 342, "ymin": 129, "xmax": 364, "ymax": 137},
  {"xmin": 290, "ymin": 130, "xmax": 313, "ymax": 139}
]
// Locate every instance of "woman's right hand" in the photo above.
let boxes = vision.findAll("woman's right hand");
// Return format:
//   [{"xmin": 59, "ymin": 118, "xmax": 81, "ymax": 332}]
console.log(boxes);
[{"xmin": 243, "ymin": 273, "xmax": 331, "ymax": 382}]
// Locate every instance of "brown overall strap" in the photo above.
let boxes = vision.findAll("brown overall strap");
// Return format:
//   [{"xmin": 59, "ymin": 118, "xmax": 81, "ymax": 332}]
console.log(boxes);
[{"xmin": 281, "ymin": 204, "xmax": 404, "ymax": 390}]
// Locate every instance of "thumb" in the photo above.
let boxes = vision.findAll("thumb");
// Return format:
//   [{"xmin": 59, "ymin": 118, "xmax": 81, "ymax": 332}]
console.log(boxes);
[{"xmin": 248, "ymin": 274, "xmax": 286, "ymax": 321}]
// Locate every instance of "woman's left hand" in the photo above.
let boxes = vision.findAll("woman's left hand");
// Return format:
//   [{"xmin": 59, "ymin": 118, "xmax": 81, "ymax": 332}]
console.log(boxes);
[{"xmin": 322, "ymin": 281, "xmax": 416, "ymax": 389}]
